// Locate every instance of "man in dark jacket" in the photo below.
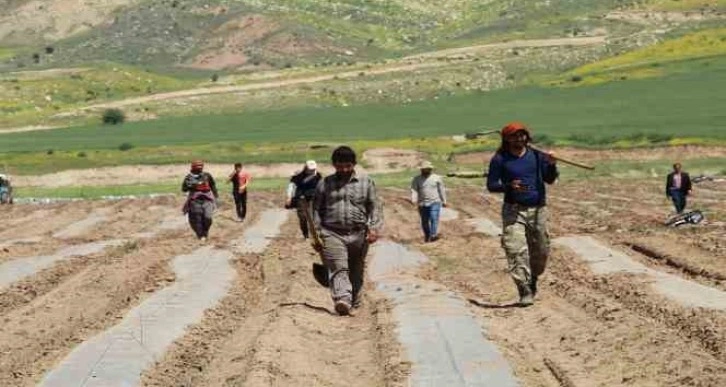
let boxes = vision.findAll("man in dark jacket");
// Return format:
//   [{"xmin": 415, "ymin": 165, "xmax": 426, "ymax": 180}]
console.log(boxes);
[
  {"xmin": 487, "ymin": 122, "xmax": 558, "ymax": 306},
  {"xmin": 285, "ymin": 160, "xmax": 323, "ymax": 239},
  {"xmin": 665, "ymin": 163, "xmax": 692, "ymax": 214},
  {"xmin": 182, "ymin": 160, "xmax": 218, "ymax": 242}
]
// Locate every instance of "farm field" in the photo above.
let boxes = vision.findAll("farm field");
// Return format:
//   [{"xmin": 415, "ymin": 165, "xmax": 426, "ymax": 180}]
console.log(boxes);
[
  {"xmin": 1, "ymin": 174, "xmax": 725, "ymax": 386},
  {"xmin": 1, "ymin": 1, "xmax": 726, "ymax": 386}
]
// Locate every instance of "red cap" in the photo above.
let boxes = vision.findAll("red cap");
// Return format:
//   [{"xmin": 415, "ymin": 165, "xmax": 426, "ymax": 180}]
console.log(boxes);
[{"xmin": 501, "ymin": 121, "xmax": 531, "ymax": 138}]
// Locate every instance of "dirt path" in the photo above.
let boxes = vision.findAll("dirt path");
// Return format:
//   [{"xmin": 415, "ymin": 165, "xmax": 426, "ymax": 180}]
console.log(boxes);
[
  {"xmin": 11, "ymin": 148, "xmax": 423, "ymax": 187},
  {"xmin": 142, "ymin": 199, "xmax": 400, "ymax": 386},
  {"xmin": 404, "ymin": 36, "xmax": 605, "ymax": 60},
  {"xmin": 410, "ymin": 187, "xmax": 726, "ymax": 386},
  {"xmin": 80, "ymin": 36, "xmax": 603, "ymax": 111},
  {"xmin": 0, "ymin": 182, "xmax": 724, "ymax": 386},
  {"xmin": 0, "ymin": 196, "xmax": 243, "ymax": 386}
]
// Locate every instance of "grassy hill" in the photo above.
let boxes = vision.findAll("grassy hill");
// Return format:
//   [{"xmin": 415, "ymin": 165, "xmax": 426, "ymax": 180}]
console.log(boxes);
[
  {"xmin": 3, "ymin": 0, "xmax": 721, "ymax": 72},
  {"xmin": 1, "ymin": 55, "xmax": 724, "ymax": 153},
  {"xmin": 0, "ymin": 1, "xmax": 725, "ymax": 178}
]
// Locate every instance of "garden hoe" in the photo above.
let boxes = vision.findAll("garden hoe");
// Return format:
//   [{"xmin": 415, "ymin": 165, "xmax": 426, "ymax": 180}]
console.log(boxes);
[{"xmin": 300, "ymin": 198, "xmax": 329, "ymax": 288}]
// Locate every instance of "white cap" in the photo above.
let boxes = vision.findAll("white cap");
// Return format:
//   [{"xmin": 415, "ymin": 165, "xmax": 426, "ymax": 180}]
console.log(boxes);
[{"xmin": 306, "ymin": 160, "xmax": 317, "ymax": 170}]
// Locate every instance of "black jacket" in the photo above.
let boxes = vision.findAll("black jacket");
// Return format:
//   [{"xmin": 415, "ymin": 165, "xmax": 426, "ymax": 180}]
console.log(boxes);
[
  {"xmin": 182, "ymin": 172, "xmax": 218, "ymax": 198},
  {"xmin": 665, "ymin": 172, "xmax": 691, "ymax": 196},
  {"xmin": 291, "ymin": 171, "xmax": 323, "ymax": 200}
]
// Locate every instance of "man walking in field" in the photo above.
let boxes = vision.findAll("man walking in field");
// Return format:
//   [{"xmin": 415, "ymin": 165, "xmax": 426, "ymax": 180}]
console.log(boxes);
[
  {"xmin": 487, "ymin": 122, "xmax": 558, "ymax": 306},
  {"xmin": 410, "ymin": 161, "xmax": 447, "ymax": 242},
  {"xmin": 286, "ymin": 160, "xmax": 323, "ymax": 239},
  {"xmin": 313, "ymin": 146, "xmax": 383, "ymax": 316},
  {"xmin": 182, "ymin": 160, "xmax": 219, "ymax": 242},
  {"xmin": 229, "ymin": 162, "xmax": 251, "ymax": 222},
  {"xmin": 665, "ymin": 162, "xmax": 692, "ymax": 214}
]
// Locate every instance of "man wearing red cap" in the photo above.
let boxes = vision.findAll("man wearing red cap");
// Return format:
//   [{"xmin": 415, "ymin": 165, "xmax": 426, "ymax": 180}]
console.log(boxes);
[
  {"xmin": 487, "ymin": 122, "xmax": 558, "ymax": 306},
  {"xmin": 182, "ymin": 160, "xmax": 218, "ymax": 242}
]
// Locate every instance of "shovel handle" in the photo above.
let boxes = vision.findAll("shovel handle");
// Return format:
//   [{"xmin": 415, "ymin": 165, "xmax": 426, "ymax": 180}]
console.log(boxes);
[
  {"xmin": 300, "ymin": 199, "xmax": 325, "ymax": 253},
  {"xmin": 529, "ymin": 145, "xmax": 595, "ymax": 171},
  {"xmin": 466, "ymin": 128, "xmax": 595, "ymax": 170}
]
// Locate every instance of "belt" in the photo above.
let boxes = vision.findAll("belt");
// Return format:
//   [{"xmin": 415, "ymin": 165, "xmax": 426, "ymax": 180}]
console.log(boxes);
[
  {"xmin": 504, "ymin": 202, "xmax": 543, "ymax": 210},
  {"xmin": 323, "ymin": 224, "xmax": 367, "ymax": 235}
]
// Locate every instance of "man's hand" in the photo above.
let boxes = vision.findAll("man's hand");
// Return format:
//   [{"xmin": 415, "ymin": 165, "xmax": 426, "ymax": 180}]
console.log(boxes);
[
  {"xmin": 312, "ymin": 240, "xmax": 323, "ymax": 253},
  {"xmin": 511, "ymin": 179, "xmax": 527, "ymax": 192},
  {"xmin": 544, "ymin": 152, "xmax": 557, "ymax": 164},
  {"xmin": 442, "ymin": 202, "xmax": 448, "ymax": 208},
  {"xmin": 366, "ymin": 229, "xmax": 379, "ymax": 244},
  {"xmin": 285, "ymin": 198, "xmax": 292, "ymax": 207}
]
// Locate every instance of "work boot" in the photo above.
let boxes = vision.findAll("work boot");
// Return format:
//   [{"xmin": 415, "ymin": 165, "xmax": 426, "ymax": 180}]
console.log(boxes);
[
  {"xmin": 531, "ymin": 274, "xmax": 539, "ymax": 296},
  {"xmin": 335, "ymin": 300, "xmax": 351, "ymax": 316},
  {"xmin": 517, "ymin": 283, "xmax": 534, "ymax": 307}
]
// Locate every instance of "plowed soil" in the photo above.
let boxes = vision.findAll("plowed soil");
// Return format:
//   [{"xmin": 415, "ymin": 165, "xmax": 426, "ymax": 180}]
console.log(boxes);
[{"xmin": 0, "ymin": 170, "xmax": 724, "ymax": 386}]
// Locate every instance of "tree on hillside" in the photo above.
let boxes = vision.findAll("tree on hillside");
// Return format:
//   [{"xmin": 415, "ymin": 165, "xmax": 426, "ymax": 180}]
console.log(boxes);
[{"xmin": 102, "ymin": 108, "xmax": 126, "ymax": 125}]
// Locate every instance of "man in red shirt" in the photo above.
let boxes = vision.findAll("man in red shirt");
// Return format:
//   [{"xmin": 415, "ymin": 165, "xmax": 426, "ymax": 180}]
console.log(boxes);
[{"xmin": 229, "ymin": 163, "xmax": 252, "ymax": 222}]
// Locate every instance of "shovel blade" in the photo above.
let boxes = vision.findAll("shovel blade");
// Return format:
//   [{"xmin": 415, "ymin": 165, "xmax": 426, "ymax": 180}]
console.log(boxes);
[{"xmin": 312, "ymin": 262, "xmax": 329, "ymax": 287}]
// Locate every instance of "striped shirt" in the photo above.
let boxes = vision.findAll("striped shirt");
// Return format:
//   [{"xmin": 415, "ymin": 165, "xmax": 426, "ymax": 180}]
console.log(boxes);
[{"xmin": 313, "ymin": 171, "xmax": 383, "ymax": 232}]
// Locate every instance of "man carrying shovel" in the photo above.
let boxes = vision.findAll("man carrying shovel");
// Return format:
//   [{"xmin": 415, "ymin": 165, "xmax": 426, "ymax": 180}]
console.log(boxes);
[
  {"xmin": 310, "ymin": 146, "xmax": 383, "ymax": 316},
  {"xmin": 487, "ymin": 122, "xmax": 558, "ymax": 307}
]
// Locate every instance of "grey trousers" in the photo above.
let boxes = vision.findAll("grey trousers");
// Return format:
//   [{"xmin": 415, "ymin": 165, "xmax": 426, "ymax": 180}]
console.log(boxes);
[
  {"xmin": 321, "ymin": 228, "xmax": 369, "ymax": 305},
  {"xmin": 188, "ymin": 200, "xmax": 214, "ymax": 238}
]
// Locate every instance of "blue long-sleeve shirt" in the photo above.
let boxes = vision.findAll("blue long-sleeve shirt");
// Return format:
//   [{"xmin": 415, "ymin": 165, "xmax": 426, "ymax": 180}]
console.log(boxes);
[{"xmin": 486, "ymin": 148, "xmax": 558, "ymax": 206}]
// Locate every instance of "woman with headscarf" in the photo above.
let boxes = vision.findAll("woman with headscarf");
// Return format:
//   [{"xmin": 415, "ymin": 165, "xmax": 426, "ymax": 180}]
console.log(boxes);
[{"xmin": 182, "ymin": 160, "xmax": 218, "ymax": 242}]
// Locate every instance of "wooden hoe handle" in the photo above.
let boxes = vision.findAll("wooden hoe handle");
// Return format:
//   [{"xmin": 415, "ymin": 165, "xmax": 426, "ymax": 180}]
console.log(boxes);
[{"xmin": 528, "ymin": 145, "xmax": 595, "ymax": 171}]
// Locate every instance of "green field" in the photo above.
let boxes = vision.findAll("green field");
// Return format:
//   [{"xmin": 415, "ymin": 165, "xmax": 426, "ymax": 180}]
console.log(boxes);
[
  {"xmin": 12, "ymin": 156, "xmax": 726, "ymax": 200},
  {"xmin": 1, "ymin": 61, "xmax": 724, "ymax": 155}
]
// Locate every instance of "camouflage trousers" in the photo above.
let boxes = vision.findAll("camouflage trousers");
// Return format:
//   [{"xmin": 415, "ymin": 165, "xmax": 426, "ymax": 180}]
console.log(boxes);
[{"xmin": 501, "ymin": 203, "xmax": 550, "ymax": 287}]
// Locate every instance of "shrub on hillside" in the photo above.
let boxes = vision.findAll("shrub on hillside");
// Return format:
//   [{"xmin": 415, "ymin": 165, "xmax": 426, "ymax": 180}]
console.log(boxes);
[
  {"xmin": 118, "ymin": 142, "xmax": 134, "ymax": 151},
  {"xmin": 102, "ymin": 108, "xmax": 126, "ymax": 125}
]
